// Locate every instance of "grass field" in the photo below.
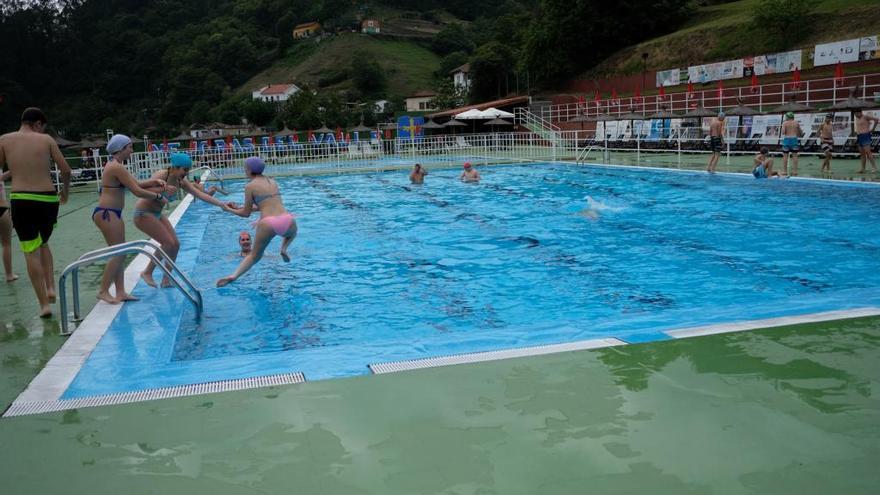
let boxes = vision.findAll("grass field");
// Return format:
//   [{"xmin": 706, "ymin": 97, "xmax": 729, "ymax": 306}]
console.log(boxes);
[{"xmin": 238, "ymin": 33, "xmax": 440, "ymax": 98}]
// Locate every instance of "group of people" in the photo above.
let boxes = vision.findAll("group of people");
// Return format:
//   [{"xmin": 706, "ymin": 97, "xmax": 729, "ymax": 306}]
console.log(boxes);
[
  {"xmin": 408, "ymin": 161, "xmax": 481, "ymax": 184},
  {"xmin": 705, "ymin": 110, "xmax": 878, "ymax": 177},
  {"xmin": 0, "ymin": 107, "xmax": 298, "ymax": 317}
]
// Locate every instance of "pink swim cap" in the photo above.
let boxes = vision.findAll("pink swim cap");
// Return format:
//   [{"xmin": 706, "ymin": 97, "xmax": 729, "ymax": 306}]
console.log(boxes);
[{"xmin": 463, "ymin": 162, "xmax": 472, "ymax": 168}]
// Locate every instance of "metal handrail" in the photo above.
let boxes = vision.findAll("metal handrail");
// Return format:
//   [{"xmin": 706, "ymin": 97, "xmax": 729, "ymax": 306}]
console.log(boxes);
[
  {"xmin": 190, "ymin": 165, "xmax": 226, "ymax": 191},
  {"xmin": 59, "ymin": 240, "xmax": 203, "ymax": 335}
]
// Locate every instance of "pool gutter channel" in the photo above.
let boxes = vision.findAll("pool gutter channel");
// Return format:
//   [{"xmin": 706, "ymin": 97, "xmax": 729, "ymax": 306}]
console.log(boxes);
[{"xmin": 6, "ymin": 165, "xmax": 880, "ymax": 417}]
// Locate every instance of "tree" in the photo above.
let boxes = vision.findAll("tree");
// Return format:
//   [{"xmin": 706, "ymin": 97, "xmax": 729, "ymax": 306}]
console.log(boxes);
[
  {"xmin": 351, "ymin": 52, "xmax": 387, "ymax": 98},
  {"xmin": 470, "ymin": 42, "xmax": 514, "ymax": 101},
  {"xmin": 430, "ymin": 78, "xmax": 467, "ymax": 110},
  {"xmin": 430, "ymin": 23, "xmax": 475, "ymax": 55},
  {"xmin": 750, "ymin": 0, "xmax": 812, "ymax": 51}
]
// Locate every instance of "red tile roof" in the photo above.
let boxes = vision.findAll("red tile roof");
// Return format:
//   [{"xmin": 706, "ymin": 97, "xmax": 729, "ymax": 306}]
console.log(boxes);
[{"xmin": 407, "ymin": 91, "xmax": 437, "ymax": 98}]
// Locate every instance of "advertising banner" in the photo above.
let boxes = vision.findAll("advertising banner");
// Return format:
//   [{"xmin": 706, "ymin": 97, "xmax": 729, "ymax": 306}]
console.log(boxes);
[
  {"xmin": 814, "ymin": 39, "xmax": 860, "ymax": 66},
  {"xmin": 687, "ymin": 59, "xmax": 744, "ymax": 83},
  {"xmin": 724, "ymin": 116, "xmax": 740, "ymax": 140},
  {"xmin": 656, "ymin": 69, "xmax": 681, "ymax": 87},
  {"xmin": 741, "ymin": 116, "xmax": 753, "ymax": 139},
  {"xmin": 832, "ymin": 112, "xmax": 851, "ymax": 146},
  {"xmin": 860, "ymin": 35, "xmax": 878, "ymax": 61},
  {"xmin": 753, "ymin": 50, "xmax": 802, "ymax": 75}
]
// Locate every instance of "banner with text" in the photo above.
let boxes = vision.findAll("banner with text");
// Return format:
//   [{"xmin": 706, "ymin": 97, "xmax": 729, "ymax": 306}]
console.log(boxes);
[
  {"xmin": 814, "ymin": 39, "xmax": 860, "ymax": 66},
  {"xmin": 656, "ymin": 69, "xmax": 681, "ymax": 88}
]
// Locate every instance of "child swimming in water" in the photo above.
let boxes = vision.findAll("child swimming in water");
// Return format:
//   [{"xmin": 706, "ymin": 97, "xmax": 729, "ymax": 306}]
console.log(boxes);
[{"xmin": 216, "ymin": 156, "xmax": 297, "ymax": 287}]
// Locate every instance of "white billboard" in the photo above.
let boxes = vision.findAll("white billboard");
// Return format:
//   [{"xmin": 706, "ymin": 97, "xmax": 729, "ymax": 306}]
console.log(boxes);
[{"xmin": 814, "ymin": 38, "xmax": 860, "ymax": 66}]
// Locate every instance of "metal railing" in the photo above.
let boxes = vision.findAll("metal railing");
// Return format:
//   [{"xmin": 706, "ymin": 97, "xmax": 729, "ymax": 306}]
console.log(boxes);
[
  {"xmin": 59, "ymin": 239, "xmax": 202, "ymax": 335},
  {"xmin": 544, "ymin": 72, "xmax": 880, "ymax": 122}
]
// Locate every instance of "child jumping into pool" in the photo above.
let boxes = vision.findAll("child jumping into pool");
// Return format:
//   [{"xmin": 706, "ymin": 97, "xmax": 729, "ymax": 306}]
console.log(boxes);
[{"xmin": 216, "ymin": 156, "xmax": 297, "ymax": 287}]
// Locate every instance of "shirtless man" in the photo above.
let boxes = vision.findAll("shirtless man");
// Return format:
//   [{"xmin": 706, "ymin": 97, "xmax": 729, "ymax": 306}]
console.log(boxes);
[
  {"xmin": 0, "ymin": 108, "xmax": 71, "ymax": 317},
  {"xmin": 853, "ymin": 110, "xmax": 878, "ymax": 174},
  {"xmin": 752, "ymin": 147, "xmax": 779, "ymax": 178},
  {"xmin": 706, "ymin": 112, "xmax": 725, "ymax": 173},
  {"xmin": 409, "ymin": 163, "xmax": 427, "ymax": 184},
  {"xmin": 460, "ymin": 162, "xmax": 481, "ymax": 182},
  {"xmin": 818, "ymin": 113, "xmax": 834, "ymax": 174},
  {"xmin": 780, "ymin": 112, "xmax": 803, "ymax": 176}
]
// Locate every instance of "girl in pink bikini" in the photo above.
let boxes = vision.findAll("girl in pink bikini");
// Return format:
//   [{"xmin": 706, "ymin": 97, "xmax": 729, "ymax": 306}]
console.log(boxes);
[{"xmin": 216, "ymin": 156, "xmax": 297, "ymax": 287}]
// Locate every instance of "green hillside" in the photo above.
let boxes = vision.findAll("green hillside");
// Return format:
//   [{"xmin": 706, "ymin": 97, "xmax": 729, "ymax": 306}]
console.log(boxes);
[
  {"xmin": 588, "ymin": 0, "xmax": 880, "ymax": 78},
  {"xmin": 239, "ymin": 33, "xmax": 441, "ymax": 98}
]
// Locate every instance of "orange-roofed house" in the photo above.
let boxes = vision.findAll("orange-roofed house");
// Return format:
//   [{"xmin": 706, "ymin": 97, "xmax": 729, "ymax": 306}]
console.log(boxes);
[
  {"xmin": 252, "ymin": 84, "xmax": 302, "ymax": 104},
  {"xmin": 293, "ymin": 21, "xmax": 321, "ymax": 39}
]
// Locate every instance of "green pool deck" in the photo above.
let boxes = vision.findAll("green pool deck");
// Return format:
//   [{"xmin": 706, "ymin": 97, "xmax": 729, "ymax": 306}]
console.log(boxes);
[{"xmin": 2, "ymin": 157, "xmax": 879, "ymax": 494}]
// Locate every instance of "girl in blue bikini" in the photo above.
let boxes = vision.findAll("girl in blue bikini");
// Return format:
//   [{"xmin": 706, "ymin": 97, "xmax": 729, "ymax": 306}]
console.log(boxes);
[
  {"xmin": 134, "ymin": 152, "xmax": 227, "ymax": 287},
  {"xmin": 93, "ymin": 134, "xmax": 172, "ymax": 304}
]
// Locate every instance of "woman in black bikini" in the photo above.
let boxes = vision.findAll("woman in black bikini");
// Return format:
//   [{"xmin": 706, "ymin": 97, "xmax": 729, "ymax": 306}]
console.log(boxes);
[
  {"xmin": 0, "ymin": 170, "xmax": 17, "ymax": 282},
  {"xmin": 93, "ymin": 134, "xmax": 172, "ymax": 304}
]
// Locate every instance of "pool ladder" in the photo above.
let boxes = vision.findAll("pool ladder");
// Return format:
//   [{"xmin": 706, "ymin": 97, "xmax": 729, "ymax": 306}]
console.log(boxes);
[{"xmin": 58, "ymin": 239, "xmax": 203, "ymax": 335}]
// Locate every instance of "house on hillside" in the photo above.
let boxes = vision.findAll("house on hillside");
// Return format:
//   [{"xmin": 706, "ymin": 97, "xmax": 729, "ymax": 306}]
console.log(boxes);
[
  {"xmin": 252, "ymin": 84, "xmax": 302, "ymax": 103},
  {"xmin": 405, "ymin": 91, "xmax": 437, "ymax": 111},
  {"xmin": 361, "ymin": 19, "xmax": 381, "ymax": 34},
  {"xmin": 451, "ymin": 63, "xmax": 471, "ymax": 91},
  {"xmin": 293, "ymin": 21, "xmax": 321, "ymax": 39}
]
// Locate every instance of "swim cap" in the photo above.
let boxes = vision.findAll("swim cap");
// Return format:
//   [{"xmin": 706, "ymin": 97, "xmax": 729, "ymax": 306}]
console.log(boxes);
[
  {"xmin": 170, "ymin": 152, "xmax": 192, "ymax": 168},
  {"xmin": 106, "ymin": 134, "xmax": 132, "ymax": 155},
  {"xmin": 718, "ymin": 112, "xmax": 725, "ymax": 118},
  {"xmin": 785, "ymin": 112, "xmax": 795, "ymax": 119},
  {"xmin": 463, "ymin": 162, "xmax": 472, "ymax": 168},
  {"xmin": 245, "ymin": 156, "xmax": 266, "ymax": 174},
  {"xmin": 825, "ymin": 113, "xmax": 834, "ymax": 119}
]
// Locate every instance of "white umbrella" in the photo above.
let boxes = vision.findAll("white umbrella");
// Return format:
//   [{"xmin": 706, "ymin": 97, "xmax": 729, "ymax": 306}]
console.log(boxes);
[
  {"xmin": 454, "ymin": 108, "xmax": 485, "ymax": 120},
  {"xmin": 480, "ymin": 107, "xmax": 515, "ymax": 119}
]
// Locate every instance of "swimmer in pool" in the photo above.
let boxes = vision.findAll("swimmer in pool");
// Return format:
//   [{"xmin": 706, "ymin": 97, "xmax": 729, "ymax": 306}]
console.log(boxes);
[
  {"xmin": 460, "ymin": 162, "xmax": 480, "ymax": 182},
  {"xmin": 410, "ymin": 163, "xmax": 427, "ymax": 184},
  {"xmin": 217, "ymin": 156, "xmax": 297, "ymax": 287},
  {"xmin": 238, "ymin": 230, "xmax": 252, "ymax": 257}
]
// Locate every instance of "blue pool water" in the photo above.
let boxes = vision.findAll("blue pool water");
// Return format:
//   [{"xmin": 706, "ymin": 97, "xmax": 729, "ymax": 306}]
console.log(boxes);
[{"xmin": 65, "ymin": 163, "xmax": 880, "ymax": 397}]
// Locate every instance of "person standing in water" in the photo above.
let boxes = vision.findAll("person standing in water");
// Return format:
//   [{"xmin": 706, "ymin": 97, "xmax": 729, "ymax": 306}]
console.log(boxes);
[
  {"xmin": 460, "ymin": 162, "xmax": 480, "ymax": 182},
  {"xmin": 92, "ymin": 134, "xmax": 173, "ymax": 304},
  {"xmin": 409, "ymin": 163, "xmax": 427, "ymax": 184},
  {"xmin": 217, "ymin": 157, "xmax": 297, "ymax": 287},
  {"xmin": 0, "ymin": 108, "xmax": 71, "ymax": 317},
  {"xmin": 133, "ymin": 152, "xmax": 227, "ymax": 288}
]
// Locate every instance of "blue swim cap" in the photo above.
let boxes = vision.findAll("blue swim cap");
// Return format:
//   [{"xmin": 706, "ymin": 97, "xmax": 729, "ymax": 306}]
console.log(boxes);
[
  {"xmin": 245, "ymin": 156, "xmax": 265, "ymax": 174},
  {"xmin": 106, "ymin": 134, "xmax": 132, "ymax": 155},
  {"xmin": 170, "ymin": 152, "xmax": 192, "ymax": 168}
]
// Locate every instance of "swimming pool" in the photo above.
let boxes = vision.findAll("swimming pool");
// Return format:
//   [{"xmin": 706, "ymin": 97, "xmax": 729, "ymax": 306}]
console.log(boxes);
[{"xmin": 59, "ymin": 162, "xmax": 880, "ymax": 398}]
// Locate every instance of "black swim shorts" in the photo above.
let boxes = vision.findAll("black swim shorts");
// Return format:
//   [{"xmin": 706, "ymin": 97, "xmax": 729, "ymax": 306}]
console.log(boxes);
[
  {"xmin": 710, "ymin": 136, "xmax": 723, "ymax": 153},
  {"xmin": 10, "ymin": 191, "xmax": 60, "ymax": 253}
]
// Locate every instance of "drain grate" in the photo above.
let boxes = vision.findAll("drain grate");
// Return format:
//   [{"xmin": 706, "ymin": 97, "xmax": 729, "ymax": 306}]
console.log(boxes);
[
  {"xmin": 3, "ymin": 372, "xmax": 305, "ymax": 418},
  {"xmin": 369, "ymin": 338, "xmax": 626, "ymax": 374}
]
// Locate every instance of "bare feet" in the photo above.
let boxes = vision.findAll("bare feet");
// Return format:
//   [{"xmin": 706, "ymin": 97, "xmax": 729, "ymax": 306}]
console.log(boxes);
[
  {"xmin": 5, "ymin": 274, "xmax": 18, "ymax": 282},
  {"xmin": 216, "ymin": 276, "xmax": 235, "ymax": 287},
  {"xmin": 281, "ymin": 250, "xmax": 290, "ymax": 263},
  {"xmin": 117, "ymin": 292, "xmax": 139, "ymax": 302},
  {"xmin": 97, "ymin": 291, "xmax": 120, "ymax": 305},
  {"xmin": 39, "ymin": 305, "xmax": 53, "ymax": 318},
  {"xmin": 47, "ymin": 290, "xmax": 57, "ymax": 304},
  {"xmin": 857, "ymin": 169, "xmax": 866, "ymax": 174},
  {"xmin": 141, "ymin": 271, "xmax": 157, "ymax": 287},
  {"xmin": 161, "ymin": 278, "xmax": 174, "ymax": 288}
]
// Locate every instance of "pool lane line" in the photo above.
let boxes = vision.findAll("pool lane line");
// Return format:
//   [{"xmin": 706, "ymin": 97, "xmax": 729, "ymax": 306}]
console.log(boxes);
[
  {"xmin": 7, "ymin": 194, "xmax": 199, "ymax": 408},
  {"xmin": 3, "ymin": 372, "xmax": 306, "ymax": 418}
]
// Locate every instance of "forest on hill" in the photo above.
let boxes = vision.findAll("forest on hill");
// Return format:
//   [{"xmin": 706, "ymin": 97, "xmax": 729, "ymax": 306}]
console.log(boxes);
[{"xmin": 0, "ymin": 0, "xmax": 691, "ymax": 137}]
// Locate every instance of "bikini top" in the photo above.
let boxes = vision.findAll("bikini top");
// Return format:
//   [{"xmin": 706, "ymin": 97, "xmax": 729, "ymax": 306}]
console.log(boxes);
[{"xmin": 252, "ymin": 178, "xmax": 280, "ymax": 205}]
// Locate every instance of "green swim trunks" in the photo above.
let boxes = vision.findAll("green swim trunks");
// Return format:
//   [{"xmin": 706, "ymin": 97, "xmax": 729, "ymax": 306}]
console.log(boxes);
[{"xmin": 9, "ymin": 191, "xmax": 60, "ymax": 253}]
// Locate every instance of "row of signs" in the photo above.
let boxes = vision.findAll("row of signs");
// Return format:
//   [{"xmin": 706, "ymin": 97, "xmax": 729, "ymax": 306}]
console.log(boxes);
[
  {"xmin": 595, "ymin": 111, "xmax": 879, "ymax": 145},
  {"xmin": 656, "ymin": 35, "xmax": 879, "ymax": 87}
]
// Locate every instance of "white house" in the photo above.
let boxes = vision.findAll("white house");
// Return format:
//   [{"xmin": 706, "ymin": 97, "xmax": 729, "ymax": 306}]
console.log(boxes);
[
  {"xmin": 252, "ymin": 84, "xmax": 301, "ymax": 103},
  {"xmin": 451, "ymin": 63, "xmax": 471, "ymax": 91},
  {"xmin": 405, "ymin": 91, "xmax": 437, "ymax": 112}
]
